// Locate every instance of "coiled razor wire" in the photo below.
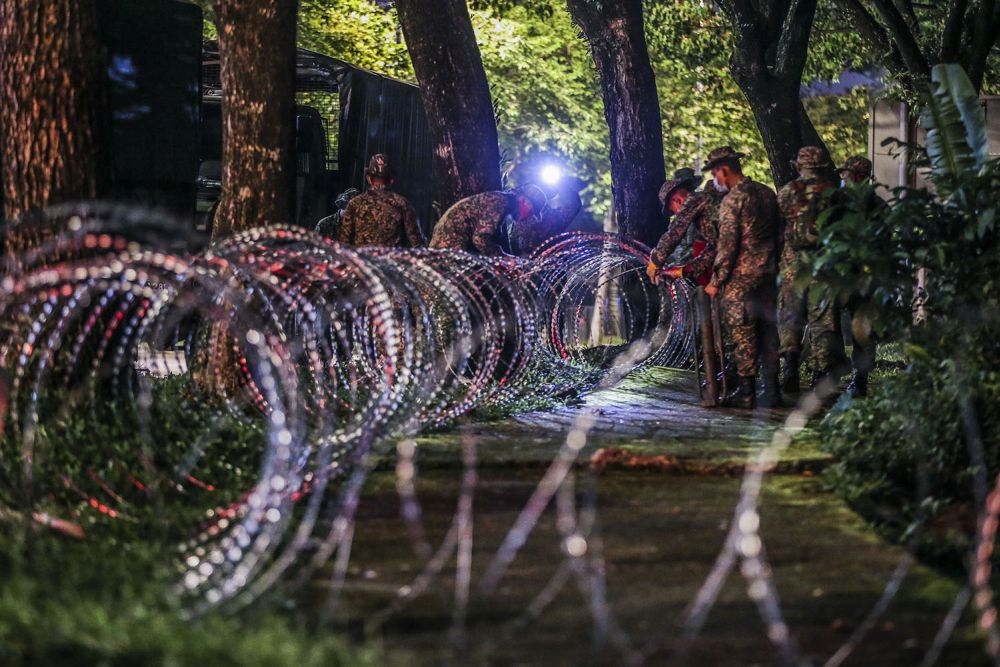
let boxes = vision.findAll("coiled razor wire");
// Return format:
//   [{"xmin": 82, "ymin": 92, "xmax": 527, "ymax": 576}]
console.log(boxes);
[
  {"xmin": 0, "ymin": 204, "xmax": 691, "ymax": 614},
  {"xmin": 1, "ymin": 204, "xmax": 995, "ymax": 665}
]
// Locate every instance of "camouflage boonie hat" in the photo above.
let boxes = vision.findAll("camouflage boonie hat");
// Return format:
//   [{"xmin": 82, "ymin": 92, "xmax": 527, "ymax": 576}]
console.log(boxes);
[
  {"xmin": 792, "ymin": 145, "xmax": 830, "ymax": 170},
  {"xmin": 838, "ymin": 155, "xmax": 873, "ymax": 180},
  {"xmin": 365, "ymin": 154, "xmax": 394, "ymax": 179},
  {"xmin": 658, "ymin": 169, "xmax": 700, "ymax": 207},
  {"xmin": 513, "ymin": 184, "xmax": 548, "ymax": 214},
  {"xmin": 703, "ymin": 146, "xmax": 747, "ymax": 171}
]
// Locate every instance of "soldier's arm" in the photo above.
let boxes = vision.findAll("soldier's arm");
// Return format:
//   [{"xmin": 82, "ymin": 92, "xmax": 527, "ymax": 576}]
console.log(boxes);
[
  {"xmin": 709, "ymin": 195, "xmax": 740, "ymax": 289},
  {"xmin": 403, "ymin": 201, "xmax": 426, "ymax": 247},
  {"xmin": 337, "ymin": 200, "xmax": 358, "ymax": 244},
  {"xmin": 649, "ymin": 210, "xmax": 693, "ymax": 267},
  {"xmin": 683, "ymin": 239, "xmax": 716, "ymax": 278},
  {"xmin": 472, "ymin": 216, "xmax": 503, "ymax": 256}
]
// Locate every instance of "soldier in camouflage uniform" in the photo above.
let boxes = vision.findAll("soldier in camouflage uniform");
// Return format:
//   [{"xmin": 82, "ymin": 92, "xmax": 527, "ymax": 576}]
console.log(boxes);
[
  {"xmin": 838, "ymin": 155, "xmax": 876, "ymax": 397},
  {"xmin": 839, "ymin": 155, "xmax": 872, "ymax": 186},
  {"xmin": 314, "ymin": 188, "xmax": 359, "ymax": 239},
  {"xmin": 338, "ymin": 155, "xmax": 426, "ymax": 248},
  {"xmin": 645, "ymin": 168, "xmax": 722, "ymax": 285},
  {"xmin": 508, "ymin": 184, "xmax": 583, "ymax": 256},
  {"xmin": 430, "ymin": 185, "xmax": 547, "ymax": 256},
  {"xmin": 776, "ymin": 146, "xmax": 840, "ymax": 393},
  {"xmin": 703, "ymin": 147, "xmax": 782, "ymax": 409}
]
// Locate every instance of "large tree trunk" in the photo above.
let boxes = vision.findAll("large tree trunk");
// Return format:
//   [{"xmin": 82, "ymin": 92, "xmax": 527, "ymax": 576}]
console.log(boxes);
[
  {"xmin": 719, "ymin": 0, "xmax": 830, "ymax": 188},
  {"xmin": 212, "ymin": 0, "xmax": 298, "ymax": 238},
  {"xmin": 566, "ymin": 0, "xmax": 665, "ymax": 247},
  {"xmin": 199, "ymin": 0, "xmax": 297, "ymax": 399},
  {"xmin": 0, "ymin": 0, "xmax": 106, "ymax": 250},
  {"xmin": 733, "ymin": 69, "xmax": 828, "ymax": 188},
  {"xmin": 395, "ymin": 0, "xmax": 501, "ymax": 213}
]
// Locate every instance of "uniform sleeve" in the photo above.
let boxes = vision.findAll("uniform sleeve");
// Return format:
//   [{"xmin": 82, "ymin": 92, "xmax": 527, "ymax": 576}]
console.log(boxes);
[
  {"xmin": 684, "ymin": 240, "xmax": 716, "ymax": 278},
  {"xmin": 710, "ymin": 194, "xmax": 740, "ymax": 288},
  {"xmin": 337, "ymin": 199, "xmax": 359, "ymax": 245},
  {"xmin": 403, "ymin": 200, "xmax": 426, "ymax": 247},
  {"xmin": 650, "ymin": 211, "xmax": 693, "ymax": 267},
  {"xmin": 471, "ymin": 196, "xmax": 507, "ymax": 256}
]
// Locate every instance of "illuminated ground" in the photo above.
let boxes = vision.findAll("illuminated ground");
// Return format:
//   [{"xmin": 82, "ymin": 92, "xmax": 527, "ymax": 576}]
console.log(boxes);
[{"xmin": 311, "ymin": 368, "xmax": 986, "ymax": 666}]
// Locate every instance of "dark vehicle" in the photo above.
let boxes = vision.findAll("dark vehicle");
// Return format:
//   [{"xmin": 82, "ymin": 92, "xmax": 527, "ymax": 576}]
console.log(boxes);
[{"xmin": 95, "ymin": 0, "xmax": 434, "ymax": 243}]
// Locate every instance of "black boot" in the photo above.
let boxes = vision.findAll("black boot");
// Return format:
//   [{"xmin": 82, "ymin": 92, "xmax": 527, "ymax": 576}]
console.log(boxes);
[
  {"xmin": 780, "ymin": 353, "xmax": 800, "ymax": 394},
  {"xmin": 723, "ymin": 376, "xmax": 756, "ymax": 409},
  {"xmin": 759, "ymin": 371, "xmax": 783, "ymax": 409},
  {"xmin": 846, "ymin": 372, "xmax": 868, "ymax": 398}
]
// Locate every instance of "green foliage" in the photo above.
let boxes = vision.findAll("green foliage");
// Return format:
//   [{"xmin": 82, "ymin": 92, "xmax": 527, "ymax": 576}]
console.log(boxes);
[
  {"xmin": 0, "ymin": 525, "xmax": 374, "ymax": 666},
  {"xmin": 298, "ymin": 0, "xmax": 413, "ymax": 78},
  {"xmin": 290, "ymin": 0, "xmax": 869, "ymax": 221},
  {"xmin": 812, "ymin": 67, "xmax": 1000, "ymax": 572},
  {"xmin": 922, "ymin": 64, "xmax": 991, "ymax": 186},
  {"xmin": 821, "ymin": 343, "xmax": 1000, "ymax": 572},
  {"xmin": 0, "ymin": 377, "xmax": 373, "ymax": 666}
]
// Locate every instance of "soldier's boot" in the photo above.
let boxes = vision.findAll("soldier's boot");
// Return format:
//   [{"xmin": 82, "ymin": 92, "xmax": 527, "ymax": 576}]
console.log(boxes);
[
  {"xmin": 759, "ymin": 371, "xmax": 783, "ymax": 409},
  {"xmin": 780, "ymin": 353, "xmax": 800, "ymax": 394},
  {"xmin": 722, "ymin": 376, "xmax": 756, "ymax": 409},
  {"xmin": 846, "ymin": 372, "xmax": 869, "ymax": 398}
]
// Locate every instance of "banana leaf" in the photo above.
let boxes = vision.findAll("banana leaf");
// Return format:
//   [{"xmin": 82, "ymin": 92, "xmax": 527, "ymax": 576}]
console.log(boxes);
[{"xmin": 921, "ymin": 64, "xmax": 989, "ymax": 189}]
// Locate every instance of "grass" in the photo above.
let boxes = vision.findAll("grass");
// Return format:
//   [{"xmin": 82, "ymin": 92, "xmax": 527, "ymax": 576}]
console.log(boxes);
[{"xmin": 0, "ymin": 377, "xmax": 375, "ymax": 666}]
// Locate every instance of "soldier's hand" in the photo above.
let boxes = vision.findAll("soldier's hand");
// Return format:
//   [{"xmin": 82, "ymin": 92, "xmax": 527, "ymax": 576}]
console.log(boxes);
[
  {"xmin": 705, "ymin": 284, "xmax": 719, "ymax": 298},
  {"xmin": 663, "ymin": 266, "xmax": 684, "ymax": 280},
  {"xmin": 646, "ymin": 261, "xmax": 659, "ymax": 283}
]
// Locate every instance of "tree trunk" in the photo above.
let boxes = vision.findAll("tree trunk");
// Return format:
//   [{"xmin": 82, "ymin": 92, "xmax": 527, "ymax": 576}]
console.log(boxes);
[
  {"xmin": 395, "ymin": 0, "xmax": 501, "ymax": 213},
  {"xmin": 212, "ymin": 0, "xmax": 298, "ymax": 238},
  {"xmin": 566, "ymin": 0, "xmax": 665, "ymax": 247},
  {"xmin": 0, "ymin": 0, "xmax": 106, "ymax": 251},
  {"xmin": 734, "ymin": 72, "xmax": 829, "ymax": 188},
  {"xmin": 719, "ymin": 0, "xmax": 831, "ymax": 189}
]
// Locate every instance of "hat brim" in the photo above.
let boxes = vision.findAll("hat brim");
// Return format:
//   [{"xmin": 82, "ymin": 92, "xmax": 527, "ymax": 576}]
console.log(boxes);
[
  {"xmin": 660, "ymin": 179, "xmax": 701, "ymax": 206},
  {"xmin": 703, "ymin": 153, "xmax": 747, "ymax": 171}
]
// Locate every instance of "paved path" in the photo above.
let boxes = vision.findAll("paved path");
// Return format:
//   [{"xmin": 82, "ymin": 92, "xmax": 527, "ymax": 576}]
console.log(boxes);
[
  {"xmin": 415, "ymin": 367, "xmax": 825, "ymax": 470},
  {"xmin": 322, "ymin": 368, "xmax": 985, "ymax": 666}
]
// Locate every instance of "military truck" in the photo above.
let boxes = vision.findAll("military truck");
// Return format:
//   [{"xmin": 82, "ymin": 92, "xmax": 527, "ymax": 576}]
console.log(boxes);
[{"xmin": 95, "ymin": 0, "xmax": 434, "ymax": 244}]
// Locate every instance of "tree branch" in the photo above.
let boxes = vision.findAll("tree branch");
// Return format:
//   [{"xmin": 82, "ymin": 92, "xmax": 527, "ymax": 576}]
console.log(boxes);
[
  {"xmin": 894, "ymin": 0, "xmax": 920, "ymax": 35},
  {"xmin": 869, "ymin": 0, "xmax": 931, "ymax": 79},
  {"xmin": 941, "ymin": 0, "xmax": 969, "ymax": 62},
  {"xmin": 718, "ymin": 0, "xmax": 770, "ymax": 78},
  {"xmin": 965, "ymin": 0, "xmax": 999, "ymax": 91},
  {"xmin": 775, "ymin": 0, "xmax": 818, "ymax": 80},
  {"xmin": 835, "ymin": 0, "xmax": 907, "ymax": 76}
]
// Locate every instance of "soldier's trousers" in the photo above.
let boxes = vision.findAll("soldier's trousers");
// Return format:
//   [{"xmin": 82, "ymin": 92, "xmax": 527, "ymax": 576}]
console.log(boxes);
[
  {"xmin": 844, "ymin": 293, "xmax": 876, "ymax": 376},
  {"xmin": 778, "ymin": 262, "xmax": 806, "ymax": 356},
  {"xmin": 720, "ymin": 277, "xmax": 779, "ymax": 379},
  {"xmin": 805, "ymin": 290, "xmax": 847, "ymax": 374}
]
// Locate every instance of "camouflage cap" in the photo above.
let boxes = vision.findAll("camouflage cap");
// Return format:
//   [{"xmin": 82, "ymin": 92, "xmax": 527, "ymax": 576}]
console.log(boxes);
[
  {"xmin": 792, "ymin": 145, "xmax": 830, "ymax": 170},
  {"xmin": 365, "ymin": 154, "xmax": 394, "ymax": 179},
  {"xmin": 703, "ymin": 146, "xmax": 747, "ymax": 171},
  {"xmin": 513, "ymin": 184, "xmax": 548, "ymax": 214},
  {"xmin": 838, "ymin": 155, "xmax": 873, "ymax": 180},
  {"xmin": 658, "ymin": 172, "xmax": 699, "ymax": 207}
]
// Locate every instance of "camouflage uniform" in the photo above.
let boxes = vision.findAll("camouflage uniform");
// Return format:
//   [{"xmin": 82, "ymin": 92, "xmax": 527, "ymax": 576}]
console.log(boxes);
[
  {"xmin": 709, "ymin": 177, "xmax": 781, "ymax": 379},
  {"xmin": 430, "ymin": 191, "xmax": 515, "ymax": 256},
  {"xmin": 338, "ymin": 186, "xmax": 425, "ymax": 248},
  {"xmin": 650, "ymin": 189, "xmax": 722, "ymax": 283},
  {"xmin": 776, "ymin": 175, "xmax": 839, "ymax": 370},
  {"xmin": 507, "ymin": 188, "xmax": 582, "ymax": 256},
  {"xmin": 839, "ymin": 155, "xmax": 873, "ymax": 183},
  {"xmin": 836, "ymin": 155, "xmax": 877, "ymax": 390}
]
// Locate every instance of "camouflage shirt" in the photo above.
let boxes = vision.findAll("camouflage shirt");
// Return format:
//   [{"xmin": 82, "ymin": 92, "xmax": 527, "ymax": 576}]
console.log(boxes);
[
  {"xmin": 710, "ymin": 177, "xmax": 781, "ymax": 289},
  {"xmin": 430, "ymin": 191, "xmax": 514, "ymax": 256},
  {"xmin": 649, "ymin": 190, "xmax": 722, "ymax": 278},
  {"xmin": 337, "ymin": 186, "xmax": 425, "ymax": 248},
  {"xmin": 776, "ymin": 176, "xmax": 835, "ymax": 254},
  {"xmin": 508, "ymin": 191, "xmax": 581, "ymax": 256}
]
